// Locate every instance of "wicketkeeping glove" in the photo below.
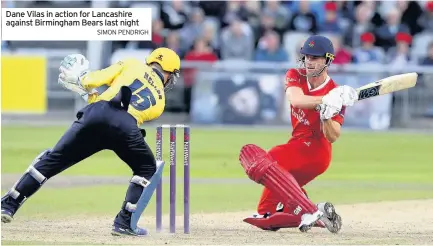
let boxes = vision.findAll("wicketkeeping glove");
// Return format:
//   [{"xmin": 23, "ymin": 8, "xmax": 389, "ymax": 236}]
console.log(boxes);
[{"xmin": 58, "ymin": 54, "xmax": 96, "ymax": 101}]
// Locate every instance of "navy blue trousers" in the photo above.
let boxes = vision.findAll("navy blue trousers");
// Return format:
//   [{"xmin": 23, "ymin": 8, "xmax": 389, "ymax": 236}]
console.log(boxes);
[
  {"xmin": 35, "ymin": 100, "xmax": 156, "ymax": 180},
  {"xmin": 2, "ymin": 99, "xmax": 156, "ymax": 224}
]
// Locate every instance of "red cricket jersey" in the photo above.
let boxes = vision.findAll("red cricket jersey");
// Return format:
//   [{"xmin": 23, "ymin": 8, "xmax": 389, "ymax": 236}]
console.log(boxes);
[{"xmin": 284, "ymin": 68, "xmax": 345, "ymax": 140}]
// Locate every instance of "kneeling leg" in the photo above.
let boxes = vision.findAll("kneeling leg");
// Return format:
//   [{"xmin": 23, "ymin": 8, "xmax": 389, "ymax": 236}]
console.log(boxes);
[
  {"xmin": 239, "ymin": 144, "xmax": 325, "ymax": 232},
  {"xmin": 1, "ymin": 122, "xmax": 104, "ymax": 223}
]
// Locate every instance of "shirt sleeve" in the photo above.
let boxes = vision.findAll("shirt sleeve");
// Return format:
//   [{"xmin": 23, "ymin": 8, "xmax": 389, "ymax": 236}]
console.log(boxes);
[
  {"xmin": 81, "ymin": 61, "xmax": 124, "ymax": 90},
  {"xmin": 332, "ymin": 106, "xmax": 346, "ymax": 125},
  {"xmin": 87, "ymin": 93, "xmax": 99, "ymax": 104},
  {"xmin": 284, "ymin": 69, "xmax": 301, "ymax": 90}
]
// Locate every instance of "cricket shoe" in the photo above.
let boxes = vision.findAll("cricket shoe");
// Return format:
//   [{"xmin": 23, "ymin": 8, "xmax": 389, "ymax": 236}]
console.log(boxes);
[
  {"xmin": 111, "ymin": 225, "xmax": 148, "ymax": 237},
  {"xmin": 298, "ymin": 210, "xmax": 324, "ymax": 232},
  {"xmin": 1, "ymin": 209, "xmax": 14, "ymax": 223},
  {"xmin": 317, "ymin": 202, "xmax": 342, "ymax": 233}
]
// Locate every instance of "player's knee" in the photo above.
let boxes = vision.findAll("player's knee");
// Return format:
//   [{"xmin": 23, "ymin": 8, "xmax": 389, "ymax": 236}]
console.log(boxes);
[
  {"xmin": 6, "ymin": 150, "xmax": 51, "ymax": 204},
  {"xmin": 147, "ymin": 162, "xmax": 157, "ymax": 177},
  {"xmin": 27, "ymin": 149, "xmax": 51, "ymax": 181},
  {"xmin": 32, "ymin": 149, "xmax": 67, "ymax": 179},
  {"xmin": 26, "ymin": 165, "xmax": 47, "ymax": 184}
]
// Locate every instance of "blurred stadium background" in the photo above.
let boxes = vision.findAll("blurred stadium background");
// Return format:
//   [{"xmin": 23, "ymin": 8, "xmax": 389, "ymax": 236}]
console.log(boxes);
[
  {"xmin": 2, "ymin": 0, "xmax": 433, "ymax": 130},
  {"xmin": 2, "ymin": 1, "xmax": 433, "ymax": 244}
]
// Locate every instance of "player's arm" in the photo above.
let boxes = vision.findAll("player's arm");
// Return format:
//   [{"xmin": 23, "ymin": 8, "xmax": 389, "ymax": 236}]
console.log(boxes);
[
  {"xmin": 321, "ymin": 106, "xmax": 345, "ymax": 143},
  {"xmin": 285, "ymin": 87, "xmax": 324, "ymax": 109},
  {"xmin": 284, "ymin": 69, "xmax": 358, "ymax": 109},
  {"xmin": 81, "ymin": 61, "xmax": 125, "ymax": 90},
  {"xmin": 287, "ymin": 84, "xmax": 358, "ymax": 109},
  {"xmin": 322, "ymin": 119, "xmax": 341, "ymax": 143},
  {"xmin": 58, "ymin": 55, "xmax": 126, "ymax": 103},
  {"xmin": 284, "ymin": 69, "xmax": 325, "ymax": 109}
]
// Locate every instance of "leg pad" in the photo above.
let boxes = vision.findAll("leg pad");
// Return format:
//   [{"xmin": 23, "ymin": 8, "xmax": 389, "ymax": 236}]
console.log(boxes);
[
  {"xmin": 3, "ymin": 150, "xmax": 49, "ymax": 204},
  {"xmin": 129, "ymin": 161, "xmax": 165, "ymax": 230}
]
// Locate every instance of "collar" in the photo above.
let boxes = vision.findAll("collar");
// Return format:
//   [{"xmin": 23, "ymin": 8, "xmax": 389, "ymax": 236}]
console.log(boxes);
[
  {"xmin": 307, "ymin": 75, "xmax": 330, "ymax": 92},
  {"xmin": 152, "ymin": 68, "xmax": 165, "ymax": 84}
]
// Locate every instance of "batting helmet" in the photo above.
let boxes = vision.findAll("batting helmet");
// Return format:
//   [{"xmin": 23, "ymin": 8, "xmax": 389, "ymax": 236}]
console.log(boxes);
[{"xmin": 300, "ymin": 35, "xmax": 335, "ymax": 65}]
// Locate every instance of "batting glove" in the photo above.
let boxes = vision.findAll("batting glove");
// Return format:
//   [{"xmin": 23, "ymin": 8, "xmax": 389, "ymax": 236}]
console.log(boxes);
[
  {"xmin": 319, "ymin": 92, "xmax": 343, "ymax": 120},
  {"xmin": 322, "ymin": 91, "xmax": 343, "ymax": 110},
  {"xmin": 328, "ymin": 85, "xmax": 358, "ymax": 107},
  {"xmin": 319, "ymin": 103, "xmax": 341, "ymax": 120}
]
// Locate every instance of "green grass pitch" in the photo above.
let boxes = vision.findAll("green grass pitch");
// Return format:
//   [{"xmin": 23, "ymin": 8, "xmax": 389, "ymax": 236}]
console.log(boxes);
[{"xmin": 2, "ymin": 125, "xmax": 433, "ymax": 218}]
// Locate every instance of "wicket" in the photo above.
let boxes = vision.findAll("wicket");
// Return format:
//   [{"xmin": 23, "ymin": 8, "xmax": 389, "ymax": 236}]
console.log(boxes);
[{"xmin": 155, "ymin": 124, "xmax": 190, "ymax": 234}]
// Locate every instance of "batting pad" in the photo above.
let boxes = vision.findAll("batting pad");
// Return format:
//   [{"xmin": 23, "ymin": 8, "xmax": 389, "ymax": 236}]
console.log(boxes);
[
  {"xmin": 239, "ymin": 144, "xmax": 318, "ymax": 214},
  {"xmin": 130, "ymin": 160, "xmax": 165, "ymax": 230},
  {"xmin": 261, "ymin": 164, "xmax": 318, "ymax": 213}
]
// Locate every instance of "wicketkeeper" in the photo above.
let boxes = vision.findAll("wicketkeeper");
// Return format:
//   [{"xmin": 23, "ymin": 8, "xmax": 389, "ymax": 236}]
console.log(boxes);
[{"xmin": 1, "ymin": 47, "xmax": 181, "ymax": 237}]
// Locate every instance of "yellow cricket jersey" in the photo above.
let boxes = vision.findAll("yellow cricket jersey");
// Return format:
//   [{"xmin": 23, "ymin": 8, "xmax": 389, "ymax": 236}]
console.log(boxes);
[{"xmin": 81, "ymin": 58, "xmax": 165, "ymax": 125}]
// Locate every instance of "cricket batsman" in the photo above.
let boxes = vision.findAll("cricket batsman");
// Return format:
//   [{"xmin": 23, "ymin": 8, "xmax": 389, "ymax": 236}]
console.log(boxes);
[
  {"xmin": 1, "ymin": 47, "xmax": 181, "ymax": 237},
  {"xmin": 239, "ymin": 35, "xmax": 358, "ymax": 233}
]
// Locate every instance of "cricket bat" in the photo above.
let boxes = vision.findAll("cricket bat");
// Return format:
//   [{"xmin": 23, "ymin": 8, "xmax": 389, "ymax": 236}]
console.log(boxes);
[
  {"xmin": 355, "ymin": 72, "xmax": 418, "ymax": 101},
  {"xmin": 316, "ymin": 72, "xmax": 418, "ymax": 111}
]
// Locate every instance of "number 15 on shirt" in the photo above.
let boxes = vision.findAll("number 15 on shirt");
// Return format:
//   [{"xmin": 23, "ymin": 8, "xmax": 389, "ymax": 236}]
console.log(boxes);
[{"xmin": 129, "ymin": 79, "xmax": 157, "ymax": 111}]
